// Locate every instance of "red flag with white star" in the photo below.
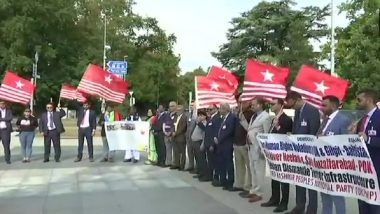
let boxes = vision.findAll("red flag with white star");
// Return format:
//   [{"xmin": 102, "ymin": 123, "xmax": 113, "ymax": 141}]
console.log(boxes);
[
  {"xmin": 195, "ymin": 76, "xmax": 237, "ymax": 109},
  {"xmin": 0, "ymin": 71, "xmax": 35, "ymax": 105},
  {"xmin": 207, "ymin": 66, "xmax": 239, "ymax": 93},
  {"xmin": 241, "ymin": 59, "xmax": 290, "ymax": 101},
  {"xmin": 291, "ymin": 65, "xmax": 349, "ymax": 108},
  {"xmin": 77, "ymin": 64, "xmax": 128, "ymax": 103},
  {"xmin": 60, "ymin": 84, "xmax": 87, "ymax": 103}
]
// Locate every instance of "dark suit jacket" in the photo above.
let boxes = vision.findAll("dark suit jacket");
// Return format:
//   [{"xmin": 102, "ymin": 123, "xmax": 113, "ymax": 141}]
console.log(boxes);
[
  {"xmin": 217, "ymin": 113, "xmax": 236, "ymax": 148},
  {"xmin": 76, "ymin": 108, "xmax": 97, "ymax": 131},
  {"xmin": 271, "ymin": 113, "xmax": 293, "ymax": 134},
  {"xmin": 201, "ymin": 113, "xmax": 223, "ymax": 148},
  {"xmin": 0, "ymin": 108, "xmax": 13, "ymax": 132},
  {"xmin": 293, "ymin": 103, "xmax": 320, "ymax": 135},
  {"xmin": 323, "ymin": 111, "xmax": 350, "ymax": 136},
  {"xmin": 356, "ymin": 108, "xmax": 380, "ymax": 184},
  {"xmin": 39, "ymin": 109, "xmax": 66, "ymax": 134},
  {"xmin": 173, "ymin": 113, "xmax": 187, "ymax": 143}
]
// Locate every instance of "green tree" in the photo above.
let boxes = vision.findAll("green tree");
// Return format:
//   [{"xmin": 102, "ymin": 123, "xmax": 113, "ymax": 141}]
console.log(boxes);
[
  {"xmin": 0, "ymin": 0, "xmax": 180, "ymax": 113},
  {"xmin": 321, "ymin": 0, "xmax": 380, "ymax": 101},
  {"xmin": 212, "ymin": 0, "xmax": 329, "ymax": 83}
]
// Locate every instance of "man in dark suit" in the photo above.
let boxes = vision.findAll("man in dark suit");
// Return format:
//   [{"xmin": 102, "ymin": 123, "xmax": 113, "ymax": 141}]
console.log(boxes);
[
  {"xmin": 261, "ymin": 98, "xmax": 293, "ymax": 212},
  {"xmin": 200, "ymin": 105, "xmax": 222, "ymax": 182},
  {"xmin": 318, "ymin": 96, "xmax": 350, "ymax": 214},
  {"xmin": 162, "ymin": 101, "xmax": 177, "ymax": 167},
  {"xmin": 39, "ymin": 102, "xmax": 66, "ymax": 162},
  {"xmin": 0, "ymin": 101, "xmax": 13, "ymax": 164},
  {"xmin": 355, "ymin": 89, "xmax": 380, "ymax": 214},
  {"xmin": 74, "ymin": 101, "xmax": 97, "ymax": 162},
  {"xmin": 153, "ymin": 105, "xmax": 166, "ymax": 167},
  {"xmin": 285, "ymin": 91, "xmax": 320, "ymax": 214},
  {"xmin": 214, "ymin": 103, "xmax": 236, "ymax": 189},
  {"xmin": 172, "ymin": 105, "xmax": 187, "ymax": 170}
]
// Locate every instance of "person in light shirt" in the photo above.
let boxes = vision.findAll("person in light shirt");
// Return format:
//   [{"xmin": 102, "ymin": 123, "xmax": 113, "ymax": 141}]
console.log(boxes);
[
  {"xmin": 16, "ymin": 108, "xmax": 38, "ymax": 163},
  {"xmin": 74, "ymin": 100, "xmax": 97, "ymax": 162}
]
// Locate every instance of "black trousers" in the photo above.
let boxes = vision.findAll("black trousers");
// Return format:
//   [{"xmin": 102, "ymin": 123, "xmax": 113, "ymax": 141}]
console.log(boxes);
[
  {"xmin": 206, "ymin": 147, "xmax": 217, "ymax": 179},
  {"xmin": 294, "ymin": 186, "xmax": 318, "ymax": 214},
  {"xmin": 216, "ymin": 146, "xmax": 234, "ymax": 187},
  {"xmin": 193, "ymin": 140, "xmax": 207, "ymax": 176},
  {"xmin": 173, "ymin": 139, "xmax": 186, "ymax": 169},
  {"xmin": 154, "ymin": 132, "xmax": 166, "ymax": 165},
  {"xmin": 0, "ymin": 129, "xmax": 11, "ymax": 162},
  {"xmin": 44, "ymin": 129, "xmax": 61, "ymax": 161},
  {"xmin": 77, "ymin": 127, "xmax": 93, "ymax": 159},
  {"xmin": 270, "ymin": 179, "xmax": 289, "ymax": 206}
]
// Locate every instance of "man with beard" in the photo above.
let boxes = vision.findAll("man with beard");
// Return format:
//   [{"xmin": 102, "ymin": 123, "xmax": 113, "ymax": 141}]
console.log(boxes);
[
  {"xmin": 261, "ymin": 98, "xmax": 293, "ymax": 212},
  {"xmin": 355, "ymin": 89, "xmax": 380, "ymax": 214},
  {"xmin": 285, "ymin": 91, "xmax": 320, "ymax": 214}
]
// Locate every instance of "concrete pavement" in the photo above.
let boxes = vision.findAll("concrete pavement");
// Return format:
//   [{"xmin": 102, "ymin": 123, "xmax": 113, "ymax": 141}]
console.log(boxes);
[{"xmin": 0, "ymin": 137, "xmax": 359, "ymax": 214}]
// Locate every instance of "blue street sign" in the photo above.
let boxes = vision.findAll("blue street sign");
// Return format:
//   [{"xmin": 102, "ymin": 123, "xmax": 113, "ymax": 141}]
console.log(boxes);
[{"xmin": 107, "ymin": 60, "xmax": 128, "ymax": 74}]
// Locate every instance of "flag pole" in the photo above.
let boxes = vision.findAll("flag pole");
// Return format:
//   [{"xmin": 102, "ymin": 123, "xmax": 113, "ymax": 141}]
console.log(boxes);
[
  {"xmin": 188, "ymin": 91, "xmax": 192, "ymax": 112},
  {"xmin": 331, "ymin": 0, "xmax": 336, "ymax": 76},
  {"xmin": 194, "ymin": 76, "xmax": 198, "ymax": 111},
  {"xmin": 101, "ymin": 13, "xmax": 107, "ymax": 113}
]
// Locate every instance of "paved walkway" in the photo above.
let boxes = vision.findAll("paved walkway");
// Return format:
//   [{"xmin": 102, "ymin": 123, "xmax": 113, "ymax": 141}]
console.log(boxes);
[{"xmin": 0, "ymin": 137, "xmax": 359, "ymax": 214}]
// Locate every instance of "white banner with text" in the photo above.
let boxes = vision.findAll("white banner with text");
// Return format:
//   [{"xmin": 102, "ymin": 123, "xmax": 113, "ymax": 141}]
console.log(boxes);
[
  {"xmin": 105, "ymin": 121, "xmax": 150, "ymax": 152},
  {"xmin": 257, "ymin": 134, "xmax": 380, "ymax": 205}
]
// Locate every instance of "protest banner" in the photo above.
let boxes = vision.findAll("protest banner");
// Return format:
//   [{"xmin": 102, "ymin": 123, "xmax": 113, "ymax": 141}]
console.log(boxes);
[
  {"xmin": 105, "ymin": 121, "xmax": 150, "ymax": 152},
  {"xmin": 257, "ymin": 134, "xmax": 380, "ymax": 205}
]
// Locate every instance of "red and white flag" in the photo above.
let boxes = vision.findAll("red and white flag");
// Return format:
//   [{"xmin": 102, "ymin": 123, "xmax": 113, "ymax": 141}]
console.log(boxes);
[
  {"xmin": 241, "ymin": 59, "xmax": 290, "ymax": 101},
  {"xmin": 291, "ymin": 65, "xmax": 350, "ymax": 108},
  {"xmin": 78, "ymin": 64, "xmax": 128, "ymax": 103},
  {"xmin": 60, "ymin": 84, "xmax": 87, "ymax": 103},
  {"xmin": 207, "ymin": 66, "xmax": 239, "ymax": 93},
  {"xmin": 0, "ymin": 71, "xmax": 35, "ymax": 105},
  {"xmin": 195, "ymin": 76, "xmax": 237, "ymax": 109}
]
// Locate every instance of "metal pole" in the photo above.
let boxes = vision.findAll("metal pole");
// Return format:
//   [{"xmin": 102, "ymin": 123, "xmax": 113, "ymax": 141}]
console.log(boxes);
[
  {"xmin": 101, "ymin": 14, "xmax": 107, "ymax": 113},
  {"xmin": 103, "ymin": 14, "xmax": 107, "ymax": 70},
  {"xmin": 331, "ymin": 0, "xmax": 336, "ymax": 76}
]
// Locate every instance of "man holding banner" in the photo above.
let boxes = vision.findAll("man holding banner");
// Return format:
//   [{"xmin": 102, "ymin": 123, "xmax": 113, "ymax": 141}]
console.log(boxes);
[
  {"xmin": 246, "ymin": 97, "xmax": 271, "ymax": 203},
  {"xmin": 285, "ymin": 91, "xmax": 320, "ymax": 214},
  {"xmin": 355, "ymin": 89, "xmax": 380, "ymax": 214},
  {"xmin": 318, "ymin": 96, "xmax": 351, "ymax": 214},
  {"xmin": 261, "ymin": 98, "xmax": 293, "ymax": 212}
]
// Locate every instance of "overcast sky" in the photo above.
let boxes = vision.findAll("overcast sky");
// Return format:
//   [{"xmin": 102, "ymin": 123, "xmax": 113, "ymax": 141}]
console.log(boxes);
[{"xmin": 134, "ymin": 0, "xmax": 348, "ymax": 72}]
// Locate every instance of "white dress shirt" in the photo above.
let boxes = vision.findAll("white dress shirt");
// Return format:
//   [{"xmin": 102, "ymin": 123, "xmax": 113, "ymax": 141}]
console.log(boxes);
[
  {"xmin": 0, "ymin": 109, "xmax": 6, "ymax": 129},
  {"xmin": 80, "ymin": 110, "xmax": 90, "ymax": 128}
]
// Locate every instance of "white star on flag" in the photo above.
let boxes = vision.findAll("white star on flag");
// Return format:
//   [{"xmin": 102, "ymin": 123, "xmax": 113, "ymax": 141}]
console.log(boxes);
[
  {"xmin": 210, "ymin": 82, "xmax": 220, "ymax": 91},
  {"xmin": 314, "ymin": 81, "xmax": 329, "ymax": 95},
  {"xmin": 15, "ymin": 80, "xmax": 24, "ymax": 88},
  {"xmin": 105, "ymin": 75, "xmax": 112, "ymax": 84},
  {"xmin": 261, "ymin": 69, "xmax": 274, "ymax": 82}
]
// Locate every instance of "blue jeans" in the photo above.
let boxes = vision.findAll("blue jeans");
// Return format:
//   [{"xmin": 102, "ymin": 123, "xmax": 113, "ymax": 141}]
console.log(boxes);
[
  {"xmin": 19, "ymin": 131, "xmax": 35, "ymax": 159},
  {"xmin": 321, "ymin": 193, "xmax": 345, "ymax": 214}
]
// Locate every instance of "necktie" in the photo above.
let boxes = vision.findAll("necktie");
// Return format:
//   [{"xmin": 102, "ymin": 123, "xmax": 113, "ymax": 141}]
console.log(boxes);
[
  {"xmin": 359, "ymin": 115, "xmax": 369, "ymax": 133},
  {"xmin": 317, "ymin": 116, "xmax": 330, "ymax": 135},
  {"xmin": 269, "ymin": 118, "xmax": 276, "ymax": 133},
  {"xmin": 48, "ymin": 112, "xmax": 54, "ymax": 129}
]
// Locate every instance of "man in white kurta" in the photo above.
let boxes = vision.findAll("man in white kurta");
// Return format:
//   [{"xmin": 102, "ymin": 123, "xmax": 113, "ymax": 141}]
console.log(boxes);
[{"xmin": 124, "ymin": 106, "xmax": 141, "ymax": 163}]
